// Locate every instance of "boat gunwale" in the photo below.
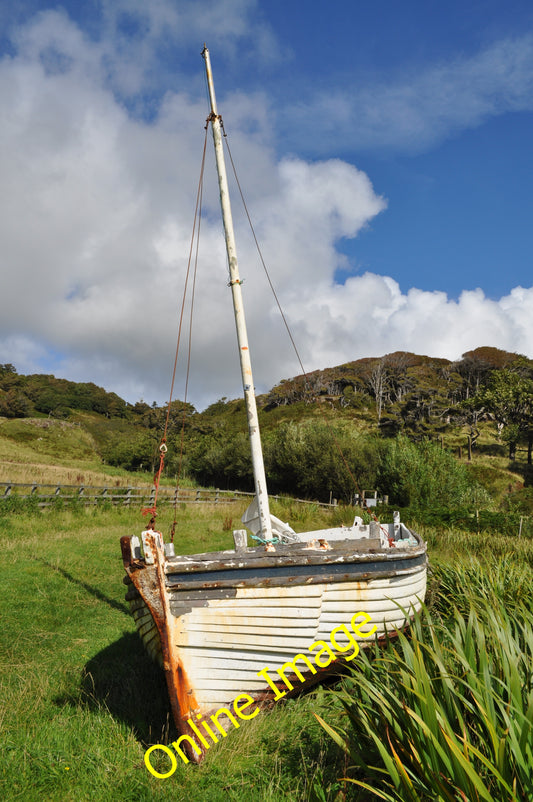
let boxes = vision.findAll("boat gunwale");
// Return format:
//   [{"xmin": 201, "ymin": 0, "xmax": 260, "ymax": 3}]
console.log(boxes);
[
  {"xmin": 162, "ymin": 553, "xmax": 427, "ymax": 592},
  {"xmin": 162, "ymin": 538, "xmax": 427, "ymax": 575}
]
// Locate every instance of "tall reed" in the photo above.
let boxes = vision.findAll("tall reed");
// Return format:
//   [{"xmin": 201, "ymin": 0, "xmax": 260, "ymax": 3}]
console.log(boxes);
[{"xmin": 316, "ymin": 560, "xmax": 533, "ymax": 801}]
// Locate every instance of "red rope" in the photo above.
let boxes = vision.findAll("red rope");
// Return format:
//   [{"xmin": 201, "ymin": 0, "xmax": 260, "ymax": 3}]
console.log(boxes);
[{"xmin": 141, "ymin": 127, "xmax": 209, "ymax": 525}]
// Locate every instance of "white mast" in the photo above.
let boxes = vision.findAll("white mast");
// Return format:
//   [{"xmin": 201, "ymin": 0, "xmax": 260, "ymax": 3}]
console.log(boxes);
[{"xmin": 202, "ymin": 45, "xmax": 272, "ymax": 541}]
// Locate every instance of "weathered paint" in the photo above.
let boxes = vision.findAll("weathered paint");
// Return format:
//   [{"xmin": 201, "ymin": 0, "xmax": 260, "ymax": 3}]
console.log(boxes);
[
  {"xmin": 121, "ymin": 525, "xmax": 427, "ymax": 760},
  {"xmin": 122, "ymin": 534, "xmax": 204, "ymax": 763},
  {"xmin": 202, "ymin": 44, "xmax": 272, "ymax": 542}
]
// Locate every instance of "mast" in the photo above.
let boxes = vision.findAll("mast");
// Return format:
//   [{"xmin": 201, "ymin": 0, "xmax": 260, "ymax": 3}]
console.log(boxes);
[{"xmin": 202, "ymin": 45, "xmax": 272, "ymax": 541}]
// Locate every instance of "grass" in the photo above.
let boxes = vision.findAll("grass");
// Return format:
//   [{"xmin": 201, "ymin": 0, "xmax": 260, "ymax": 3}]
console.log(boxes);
[
  {"xmin": 317, "ymin": 557, "xmax": 533, "ymax": 801},
  {"xmin": 419, "ymin": 521, "xmax": 533, "ymax": 563},
  {"xmin": 2, "ymin": 500, "xmax": 533, "ymax": 800},
  {"xmin": 314, "ymin": 520, "xmax": 533, "ymax": 801},
  {"xmin": 0, "ymin": 461, "xmax": 142, "ymax": 487},
  {"xmin": 464, "ymin": 454, "xmax": 525, "ymax": 506},
  {"xmin": 0, "ymin": 417, "xmax": 97, "ymax": 463},
  {"xmin": 0, "ymin": 416, "xmax": 162, "ymax": 486},
  {"xmin": 0, "ymin": 502, "xmax": 351, "ymax": 801}
]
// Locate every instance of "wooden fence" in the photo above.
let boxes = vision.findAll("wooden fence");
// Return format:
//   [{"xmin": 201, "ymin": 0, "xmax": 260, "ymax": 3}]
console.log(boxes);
[
  {"xmin": 0, "ymin": 481, "xmax": 340, "ymax": 509},
  {"xmin": 1, "ymin": 483, "xmax": 528, "ymax": 535}
]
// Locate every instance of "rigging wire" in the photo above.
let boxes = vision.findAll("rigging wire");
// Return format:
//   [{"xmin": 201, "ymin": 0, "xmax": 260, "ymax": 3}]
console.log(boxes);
[
  {"xmin": 145, "ymin": 111, "xmax": 370, "ymax": 532},
  {"xmin": 141, "ymin": 126, "xmax": 209, "ymax": 527},
  {"xmin": 220, "ymin": 125, "xmax": 367, "ymax": 505},
  {"xmin": 170, "ymin": 152, "xmax": 204, "ymax": 542}
]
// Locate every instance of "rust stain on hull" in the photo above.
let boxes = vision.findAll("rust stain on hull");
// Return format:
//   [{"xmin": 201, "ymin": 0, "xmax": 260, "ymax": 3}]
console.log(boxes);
[
  {"xmin": 122, "ymin": 534, "xmax": 205, "ymax": 762},
  {"xmin": 121, "ymin": 529, "xmax": 427, "ymax": 763}
]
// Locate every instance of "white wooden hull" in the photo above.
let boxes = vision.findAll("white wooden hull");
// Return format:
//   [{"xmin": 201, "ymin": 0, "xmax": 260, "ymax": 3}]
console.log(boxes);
[
  {"xmin": 170, "ymin": 571, "xmax": 426, "ymax": 710},
  {"xmin": 121, "ymin": 522, "xmax": 427, "ymax": 760}
]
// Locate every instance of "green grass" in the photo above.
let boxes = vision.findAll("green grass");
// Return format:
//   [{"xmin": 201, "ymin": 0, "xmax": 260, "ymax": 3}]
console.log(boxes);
[
  {"xmin": 316, "ymin": 554, "xmax": 533, "ymax": 801},
  {"xmin": 0, "ymin": 418, "xmax": 98, "ymax": 462},
  {"xmin": 0, "ymin": 415, "xmax": 156, "ymax": 487},
  {"xmin": 3, "ymin": 501, "xmax": 533, "ymax": 801},
  {"xmin": 0, "ymin": 503, "xmax": 352, "ymax": 802},
  {"xmin": 0, "ymin": 414, "xmax": 188, "ymax": 488},
  {"xmin": 419, "ymin": 521, "xmax": 533, "ymax": 563}
]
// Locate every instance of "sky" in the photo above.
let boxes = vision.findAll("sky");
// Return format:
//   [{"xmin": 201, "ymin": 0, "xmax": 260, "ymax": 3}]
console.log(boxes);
[{"xmin": 0, "ymin": 0, "xmax": 532, "ymax": 409}]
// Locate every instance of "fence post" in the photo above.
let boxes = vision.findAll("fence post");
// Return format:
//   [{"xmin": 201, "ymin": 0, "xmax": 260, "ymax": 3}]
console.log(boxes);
[{"xmin": 1, "ymin": 480, "xmax": 358, "ymax": 512}]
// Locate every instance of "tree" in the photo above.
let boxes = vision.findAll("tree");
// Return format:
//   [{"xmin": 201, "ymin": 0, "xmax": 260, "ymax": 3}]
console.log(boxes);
[
  {"xmin": 0, "ymin": 363, "xmax": 16, "ymax": 379},
  {"xmin": 465, "ymin": 369, "xmax": 533, "ymax": 461},
  {"xmin": 188, "ymin": 430, "xmax": 253, "ymax": 490},
  {"xmin": 264, "ymin": 422, "xmax": 381, "ymax": 502},
  {"xmin": 455, "ymin": 347, "xmax": 512, "ymax": 397},
  {"xmin": 384, "ymin": 352, "xmax": 415, "ymax": 403},
  {"xmin": 367, "ymin": 358, "xmax": 390, "ymax": 421},
  {"xmin": 0, "ymin": 389, "xmax": 31, "ymax": 418},
  {"xmin": 101, "ymin": 430, "xmax": 159, "ymax": 472}
]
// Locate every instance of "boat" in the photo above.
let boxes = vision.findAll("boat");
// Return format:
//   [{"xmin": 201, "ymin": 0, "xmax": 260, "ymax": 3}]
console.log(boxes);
[{"xmin": 120, "ymin": 45, "xmax": 427, "ymax": 764}]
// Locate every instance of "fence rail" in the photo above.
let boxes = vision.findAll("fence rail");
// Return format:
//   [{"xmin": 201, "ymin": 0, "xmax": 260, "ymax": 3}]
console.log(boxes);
[
  {"xmin": 0, "ymin": 481, "xmax": 340, "ymax": 509},
  {"xmin": 0, "ymin": 482, "xmax": 530, "ymax": 536}
]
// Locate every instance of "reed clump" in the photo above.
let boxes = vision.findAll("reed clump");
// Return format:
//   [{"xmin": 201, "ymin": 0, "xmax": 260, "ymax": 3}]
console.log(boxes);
[{"xmin": 316, "ymin": 559, "xmax": 533, "ymax": 801}]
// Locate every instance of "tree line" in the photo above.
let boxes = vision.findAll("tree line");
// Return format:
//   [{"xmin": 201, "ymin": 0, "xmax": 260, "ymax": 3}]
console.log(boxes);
[{"xmin": 1, "ymin": 346, "xmax": 533, "ymax": 509}]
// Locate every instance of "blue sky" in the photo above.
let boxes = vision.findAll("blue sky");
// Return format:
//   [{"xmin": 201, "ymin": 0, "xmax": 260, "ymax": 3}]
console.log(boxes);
[{"xmin": 0, "ymin": 1, "xmax": 532, "ymax": 407}]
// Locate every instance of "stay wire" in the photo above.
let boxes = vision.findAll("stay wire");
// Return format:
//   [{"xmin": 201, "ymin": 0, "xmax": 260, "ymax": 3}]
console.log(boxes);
[
  {"xmin": 221, "ymin": 126, "xmax": 367, "ymax": 507},
  {"xmin": 171, "ymin": 153, "xmax": 204, "ymax": 541},
  {"xmin": 141, "ymin": 126, "xmax": 209, "ymax": 526}
]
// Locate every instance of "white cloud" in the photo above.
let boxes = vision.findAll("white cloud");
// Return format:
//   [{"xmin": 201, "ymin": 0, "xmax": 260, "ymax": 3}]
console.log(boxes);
[
  {"xmin": 0, "ymin": 8, "xmax": 532, "ymax": 410},
  {"xmin": 284, "ymin": 34, "xmax": 533, "ymax": 153},
  {"xmin": 282, "ymin": 278, "xmax": 533, "ymax": 379},
  {"xmin": 0, "ymin": 24, "xmax": 387, "ymax": 408}
]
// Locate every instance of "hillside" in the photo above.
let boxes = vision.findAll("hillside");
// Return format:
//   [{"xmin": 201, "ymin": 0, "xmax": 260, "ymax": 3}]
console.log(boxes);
[{"xmin": 1, "ymin": 348, "xmax": 532, "ymax": 512}]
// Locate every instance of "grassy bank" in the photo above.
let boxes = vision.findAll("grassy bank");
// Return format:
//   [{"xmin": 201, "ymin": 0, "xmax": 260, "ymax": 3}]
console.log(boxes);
[
  {"xmin": 1, "ymin": 503, "xmax": 532, "ymax": 801},
  {"xmin": 0, "ymin": 503, "xmax": 351, "ymax": 801},
  {"xmin": 0, "ymin": 416, "xmax": 161, "ymax": 487}
]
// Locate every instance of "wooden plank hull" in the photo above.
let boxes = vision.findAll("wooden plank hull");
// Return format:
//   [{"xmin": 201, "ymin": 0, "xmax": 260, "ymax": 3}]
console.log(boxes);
[
  {"xmin": 121, "ymin": 523, "xmax": 427, "ymax": 761},
  {"xmin": 168, "ymin": 570, "xmax": 426, "ymax": 708}
]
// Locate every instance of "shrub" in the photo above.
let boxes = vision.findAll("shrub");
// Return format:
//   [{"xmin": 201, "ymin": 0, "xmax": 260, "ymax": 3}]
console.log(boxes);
[
  {"xmin": 264, "ymin": 422, "xmax": 382, "ymax": 502},
  {"xmin": 0, "ymin": 494, "xmax": 40, "ymax": 514},
  {"xmin": 379, "ymin": 434, "xmax": 486, "ymax": 510}
]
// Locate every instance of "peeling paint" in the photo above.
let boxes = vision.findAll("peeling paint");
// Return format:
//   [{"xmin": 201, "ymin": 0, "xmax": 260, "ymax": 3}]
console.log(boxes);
[{"xmin": 122, "ymin": 522, "xmax": 427, "ymax": 762}]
